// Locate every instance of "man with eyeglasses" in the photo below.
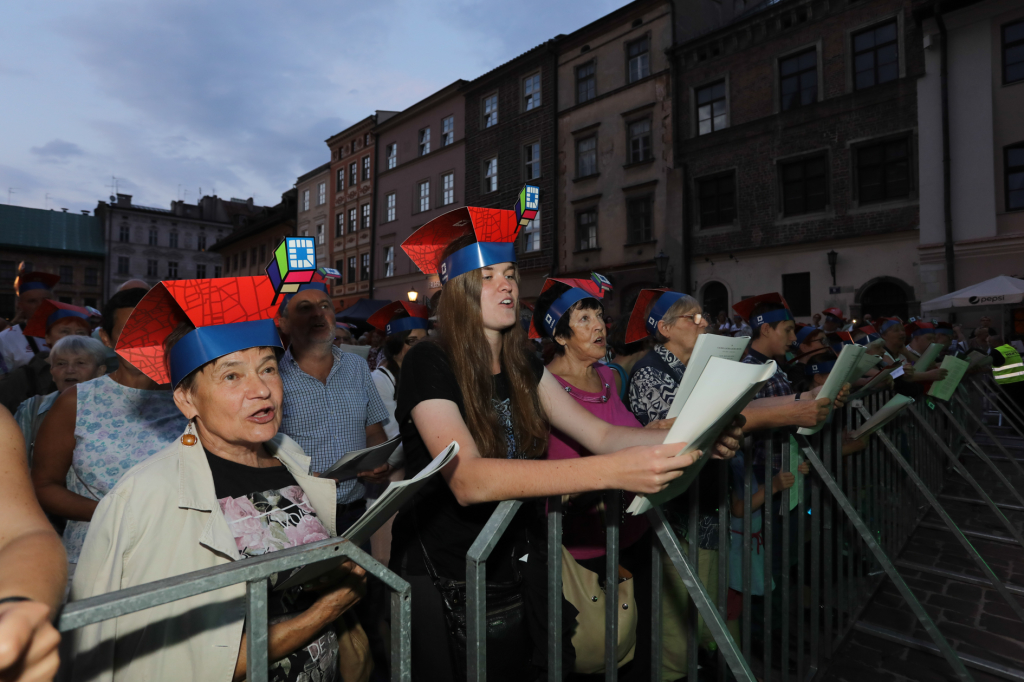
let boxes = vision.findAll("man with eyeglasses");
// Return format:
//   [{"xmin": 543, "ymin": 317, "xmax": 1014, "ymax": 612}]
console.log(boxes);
[{"xmin": 275, "ymin": 286, "xmax": 390, "ymax": 533}]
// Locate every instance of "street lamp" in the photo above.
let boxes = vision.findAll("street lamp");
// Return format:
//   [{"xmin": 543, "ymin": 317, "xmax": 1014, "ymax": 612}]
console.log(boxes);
[
  {"xmin": 827, "ymin": 250, "xmax": 838, "ymax": 286},
  {"xmin": 407, "ymin": 288, "xmax": 419, "ymax": 302},
  {"xmin": 654, "ymin": 250, "xmax": 669, "ymax": 287}
]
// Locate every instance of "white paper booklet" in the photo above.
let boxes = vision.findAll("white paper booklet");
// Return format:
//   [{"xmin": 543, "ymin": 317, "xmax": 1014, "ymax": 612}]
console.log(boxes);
[
  {"xmin": 849, "ymin": 394, "xmax": 915, "ymax": 440},
  {"xmin": 914, "ymin": 343, "xmax": 944, "ymax": 372},
  {"xmin": 322, "ymin": 435, "xmax": 402, "ymax": 481},
  {"xmin": 628, "ymin": 357, "xmax": 777, "ymax": 515},
  {"xmin": 797, "ymin": 344, "xmax": 865, "ymax": 436},
  {"xmin": 666, "ymin": 334, "xmax": 751, "ymax": 419},
  {"xmin": 275, "ymin": 441, "xmax": 460, "ymax": 591},
  {"xmin": 850, "ymin": 352, "xmax": 884, "ymax": 384},
  {"xmin": 336, "ymin": 343, "xmax": 371, "ymax": 359},
  {"xmin": 849, "ymin": 364, "xmax": 899, "ymax": 400},
  {"xmin": 927, "ymin": 355, "xmax": 970, "ymax": 402}
]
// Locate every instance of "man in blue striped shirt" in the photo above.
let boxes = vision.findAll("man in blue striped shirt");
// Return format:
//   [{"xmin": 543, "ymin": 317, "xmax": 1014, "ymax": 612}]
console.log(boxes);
[{"xmin": 277, "ymin": 288, "xmax": 390, "ymax": 532}]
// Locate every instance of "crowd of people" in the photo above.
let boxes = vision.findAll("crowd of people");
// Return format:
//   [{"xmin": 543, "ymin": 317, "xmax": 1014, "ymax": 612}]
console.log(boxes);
[{"xmin": 0, "ymin": 201, "xmax": 1021, "ymax": 682}]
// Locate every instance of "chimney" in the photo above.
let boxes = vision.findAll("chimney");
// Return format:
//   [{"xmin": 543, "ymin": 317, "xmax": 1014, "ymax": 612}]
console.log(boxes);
[
  {"xmin": 81, "ymin": 210, "xmax": 90, "ymax": 215},
  {"xmin": 116, "ymin": 193, "xmax": 132, "ymax": 207}
]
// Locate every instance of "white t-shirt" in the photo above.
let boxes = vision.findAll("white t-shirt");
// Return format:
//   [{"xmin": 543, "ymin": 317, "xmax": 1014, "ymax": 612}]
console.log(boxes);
[
  {"xmin": 0, "ymin": 325, "xmax": 47, "ymax": 374},
  {"xmin": 370, "ymin": 366, "xmax": 405, "ymax": 468}
]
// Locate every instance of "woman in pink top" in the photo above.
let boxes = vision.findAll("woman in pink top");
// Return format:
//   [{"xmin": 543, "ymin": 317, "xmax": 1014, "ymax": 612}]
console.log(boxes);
[{"xmin": 532, "ymin": 278, "xmax": 666, "ymax": 681}]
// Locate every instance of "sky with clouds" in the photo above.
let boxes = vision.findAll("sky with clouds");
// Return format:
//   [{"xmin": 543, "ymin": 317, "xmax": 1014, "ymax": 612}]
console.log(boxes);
[{"xmin": 1, "ymin": 0, "xmax": 627, "ymax": 214}]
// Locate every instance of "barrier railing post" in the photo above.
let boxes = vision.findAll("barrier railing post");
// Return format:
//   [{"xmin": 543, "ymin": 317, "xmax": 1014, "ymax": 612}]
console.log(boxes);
[
  {"xmin": 58, "ymin": 536, "xmax": 412, "ymax": 682},
  {"xmin": 605, "ymin": 489, "xmax": 622, "ymax": 682},
  {"xmin": 792, "ymin": 434, "xmax": 975, "ymax": 682},
  {"xmin": 937, "ymin": 403, "xmax": 1024, "ymax": 509},
  {"xmin": 651, "ymin": 533, "xmax": 663, "ymax": 682},
  {"xmin": 977, "ymin": 376, "xmax": 1024, "ymax": 436},
  {"xmin": 466, "ymin": 500, "xmax": 523, "ymax": 682},
  {"xmin": 906, "ymin": 407, "xmax": 1024, "ymax": 550},
  {"xmin": 647, "ymin": 505, "xmax": 757, "ymax": 682},
  {"xmin": 716, "ymin": 462, "xmax": 729, "ymax": 682},
  {"xmin": 246, "ymin": 578, "xmax": 269, "ymax": 682},
  {"xmin": 951, "ymin": 394, "xmax": 1024, "ymax": 481},
  {"xmin": 547, "ymin": 496, "xmax": 563, "ymax": 682},
  {"xmin": 687, "ymin": 485, "xmax": 699, "ymax": 682},
  {"xmin": 855, "ymin": 404, "xmax": 1024, "ymax": 625}
]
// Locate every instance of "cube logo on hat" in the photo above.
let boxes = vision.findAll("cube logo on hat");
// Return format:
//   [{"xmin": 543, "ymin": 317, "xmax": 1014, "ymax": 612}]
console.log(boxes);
[{"xmin": 287, "ymin": 238, "xmax": 316, "ymax": 269}]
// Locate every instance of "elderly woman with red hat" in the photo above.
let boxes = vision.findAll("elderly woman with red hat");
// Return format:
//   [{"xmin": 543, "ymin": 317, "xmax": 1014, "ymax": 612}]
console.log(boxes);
[
  {"xmin": 68, "ymin": 271, "xmax": 367, "ymax": 682},
  {"xmin": 389, "ymin": 188, "xmax": 742, "ymax": 680}
]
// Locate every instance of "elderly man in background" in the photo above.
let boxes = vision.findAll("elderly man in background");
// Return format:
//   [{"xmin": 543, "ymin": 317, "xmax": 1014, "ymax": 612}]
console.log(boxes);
[
  {"xmin": 276, "ymin": 284, "xmax": 390, "ymax": 533},
  {"xmin": 0, "ymin": 271, "xmax": 60, "ymax": 375}
]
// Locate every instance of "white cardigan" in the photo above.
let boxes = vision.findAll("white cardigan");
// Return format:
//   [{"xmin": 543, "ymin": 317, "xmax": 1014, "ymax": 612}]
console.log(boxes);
[{"xmin": 65, "ymin": 428, "xmax": 338, "ymax": 682}]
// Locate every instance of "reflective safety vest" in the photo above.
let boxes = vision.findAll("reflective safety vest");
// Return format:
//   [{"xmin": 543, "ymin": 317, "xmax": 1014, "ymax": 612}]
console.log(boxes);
[{"xmin": 993, "ymin": 345, "xmax": 1024, "ymax": 385}]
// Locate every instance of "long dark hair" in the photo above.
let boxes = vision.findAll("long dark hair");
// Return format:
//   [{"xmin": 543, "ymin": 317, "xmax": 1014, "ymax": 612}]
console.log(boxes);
[
  {"xmin": 381, "ymin": 311, "xmax": 412, "ymax": 388},
  {"xmin": 434, "ymin": 233, "xmax": 548, "ymax": 460}
]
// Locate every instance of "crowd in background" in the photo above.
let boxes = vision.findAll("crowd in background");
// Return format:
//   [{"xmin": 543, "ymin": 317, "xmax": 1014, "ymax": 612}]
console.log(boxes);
[{"xmin": 0, "ymin": 254, "xmax": 1021, "ymax": 682}]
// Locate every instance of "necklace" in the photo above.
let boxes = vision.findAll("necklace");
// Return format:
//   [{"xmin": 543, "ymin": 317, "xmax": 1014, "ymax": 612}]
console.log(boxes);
[{"xmin": 561, "ymin": 380, "xmax": 611, "ymax": 403}]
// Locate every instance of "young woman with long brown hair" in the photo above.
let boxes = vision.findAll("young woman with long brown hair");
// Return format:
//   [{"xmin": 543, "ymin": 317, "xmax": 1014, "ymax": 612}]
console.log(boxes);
[{"xmin": 389, "ymin": 202, "xmax": 742, "ymax": 680}]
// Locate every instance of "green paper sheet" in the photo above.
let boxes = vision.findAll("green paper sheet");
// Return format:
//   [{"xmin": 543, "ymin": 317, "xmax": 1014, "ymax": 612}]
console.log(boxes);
[{"xmin": 927, "ymin": 355, "xmax": 970, "ymax": 402}]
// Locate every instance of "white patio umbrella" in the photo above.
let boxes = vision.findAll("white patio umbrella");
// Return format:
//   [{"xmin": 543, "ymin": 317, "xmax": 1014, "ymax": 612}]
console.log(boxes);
[{"xmin": 920, "ymin": 275, "xmax": 1024, "ymax": 313}]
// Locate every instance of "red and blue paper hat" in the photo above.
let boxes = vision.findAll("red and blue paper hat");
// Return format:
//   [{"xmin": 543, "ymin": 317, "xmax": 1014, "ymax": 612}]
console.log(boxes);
[
  {"xmin": 821, "ymin": 307, "xmax": 846, "ymax": 323},
  {"xmin": 24, "ymin": 300, "xmax": 91, "ymax": 338},
  {"xmin": 826, "ymin": 331, "xmax": 855, "ymax": 354},
  {"xmin": 732, "ymin": 293, "xmax": 793, "ymax": 328},
  {"xmin": 934, "ymin": 321, "xmax": 954, "ymax": 336},
  {"xmin": 855, "ymin": 325, "xmax": 884, "ymax": 347},
  {"xmin": 805, "ymin": 359, "xmax": 837, "ymax": 376},
  {"xmin": 792, "ymin": 323, "xmax": 823, "ymax": 349},
  {"xmin": 265, "ymin": 236, "xmax": 340, "ymax": 304},
  {"xmin": 401, "ymin": 185, "xmax": 538, "ymax": 284},
  {"xmin": 529, "ymin": 277, "xmax": 608, "ymax": 339},
  {"xmin": 14, "ymin": 271, "xmax": 60, "ymax": 294},
  {"xmin": 115, "ymin": 277, "xmax": 282, "ymax": 386},
  {"xmin": 877, "ymin": 316, "xmax": 903, "ymax": 334},
  {"xmin": 367, "ymin": 301, "xmax": 431, "ymax": 337},
  {"xmin": 904, "ymin": 319, "xmax": 935, "ymax": 339},
  {"xmin": 625, "ymin": 289, "xmax": 690, "ymax": 344}
]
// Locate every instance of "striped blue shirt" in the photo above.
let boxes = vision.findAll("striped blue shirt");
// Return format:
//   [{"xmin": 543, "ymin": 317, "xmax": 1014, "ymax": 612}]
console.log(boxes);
[{"xmin": 278, "ymin": 346, "xmax": 389, "ymax": 503}]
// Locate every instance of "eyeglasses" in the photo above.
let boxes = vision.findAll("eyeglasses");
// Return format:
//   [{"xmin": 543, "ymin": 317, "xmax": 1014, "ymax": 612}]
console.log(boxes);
[{"xmin": 680, "ymin": 313, "xmax": 704, "ymax": 326}]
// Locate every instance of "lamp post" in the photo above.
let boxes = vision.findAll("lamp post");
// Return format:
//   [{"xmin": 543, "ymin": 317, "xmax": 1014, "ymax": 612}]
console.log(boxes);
[
  {"xmin": 654, "ymin": 250, "xmax": 669, "ymax": 287},
  {"xmin": 827, "ymin": 250, "xmax": 838, "ymax": 286},
  {"xmin": 407, "ymin": 288, "xmax": 419, "ymax": 302}
]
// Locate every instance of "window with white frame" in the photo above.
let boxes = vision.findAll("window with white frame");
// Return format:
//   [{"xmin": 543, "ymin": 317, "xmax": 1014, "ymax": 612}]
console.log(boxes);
[
  {"xmin": 167, "ymin": 261, "xmax": 179, "ymax": 279},
  {"xmin": 852, "ymin": 21, "xmax": 899, "ymax": 91},
  {"xmin": 337, "ymin": 168, "xmax": 345, "ymax": 190},
  {"xmin": 628, "ymin": 36, "xmax": 650, "ymax": 83},
  {"xmin": 484, "ymin": 157, "xmax": 498, "ymax": 192},
  {"xmin": 362, "ymin": 156, "xmax": 371, "ymax": 180},
  {"xmin": 628, "ymin": 119, "xmax": 652, "ymax": 163},
  {"xmin": 336, "ymin": 213, "xmax": 344, "ymax": 237},
  {"xmin": 418, "ymin": 181, "xmax": 430, "ymax": 212},
  {"xmin": 523, "ymin": 73, "xmax": 541, "ymax": 111},
  {"xmin": 348, "ymin": 207, "xmax": 358, "ymax": 233},
  {"xmin": 146, "ymin": 259, "xmax": 157, "ymax": 277},
  {"xmin": 696, "ymin": 81, "xmax": 727, "ymax": 135},
  {"xmin": 387, "ymin": 143, "xmax": 397, "ymax": 169},
  {"xmin": 197, "ymin": 233, "xmax": 206, "ymax": 251},
  {"xmin": 524, "ymin": 142, "xmax": 541, "ymax": 181},
  {"xmin": 302, "ymin": 189, "xmax": 310, "ymax": 211},
  {"xmin": 576, "ymin": 209, "xmax": 597, "ymax": 250},
  {"xmin": 348, "ymin": 256, "xmax": 357, "ymax": 284},
  {"xmin": 361, "ymin": 203, "xmax": 371, "ymax": 229},
  {"xmin": 521, "ymin": 210, "xmax": 541, "ymax": 252},
  {"xmin": 169, "ymin": 231, "xmax": 179, "ymax": 248},
  {"xmin": 576, "ymin": 136, "xmax": 597, "ymax": 177},
  {"xmin": 442, "ymin": 172, "xmax": 455, "ymax": 205},
  {"xmin": 360, "ymin": 253, "xmax": 370, "ymax": 281},
  {"xmin": 383, "ymin": 246, "xmax": 394, "ymax": 277},
  {"xmin": 316, "ymin": 224, "xmax": 324, "ymax": 245},
  {"xmin": 386, "ymin": 192, "xmax": 396, "ymax": 222},
  {"xmin": 318, "ymin": 182, "xmax": 326, "ymax": 205},
  {"xmin": 576, "ymin": 61, "xmax": 596, "ymax": 104},
  {"xmin": 419, "ymin": 128, "xmax": 431, "ymax": 156},
  {"xmin": 349, "ymin": 162, "xmax": 358, "ymax": 186},
  {"xmin": 483, "ymin": 94, "xmax": 498, "ymax": 128},
  {"xmin": 442, "ymin": 116, "xmax": 454, "ymax": 146},
  {"xmin": 119, "ymin": 225, "xmax": 130, "ymax": 242}
]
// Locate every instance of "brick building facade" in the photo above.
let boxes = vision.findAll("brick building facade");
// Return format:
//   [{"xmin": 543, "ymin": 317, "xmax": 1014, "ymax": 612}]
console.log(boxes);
[
  {"xmin": 463, "ymin": 41, "xmax": 559, "ymax": 300},
  {"xmin": 555, "ymin": 0, "xmax": 679, "ymax": 317},
  {"xmin": 295, "ymin": 163, "xmax": 331, "ymax": 269},
  {"xmin": 372, "ymin": 82, "xmax": 466, "ymax": 304},
  {"xmin": 676, "ymin": 0, "xmax": 925, "ymax": 322},
  {"xmin": 326, "ymin": 112, "xmax": 397, "ymax": 310},
  {"xmin": 209, "ymin": 189, "xmax": 297, "ymax": 279}
]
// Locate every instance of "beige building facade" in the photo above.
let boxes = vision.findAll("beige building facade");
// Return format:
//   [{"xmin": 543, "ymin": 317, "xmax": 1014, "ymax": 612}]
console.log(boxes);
[
  {"xmin": 295, "ymin": 163, "xmax": 331, "ymax": 270},
  {"xmin": 555, "ymin": 0, "xmax": 679, "ymax": 317},
  {"xmin": 917, "ymin": 0, "xmax": 1024, "ymax": 314}
]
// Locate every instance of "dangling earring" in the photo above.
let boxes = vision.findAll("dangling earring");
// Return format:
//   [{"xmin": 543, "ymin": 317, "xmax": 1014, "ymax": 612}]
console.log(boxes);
[{"xmin": 181, "ymin": 419, "xmax": 197, "ymax": 447}]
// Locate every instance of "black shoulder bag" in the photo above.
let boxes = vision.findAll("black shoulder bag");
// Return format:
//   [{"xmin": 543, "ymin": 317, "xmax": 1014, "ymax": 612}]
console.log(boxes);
[{"xmin": 416, "ymin": 520, "xmax": 530, "ymax": 681}]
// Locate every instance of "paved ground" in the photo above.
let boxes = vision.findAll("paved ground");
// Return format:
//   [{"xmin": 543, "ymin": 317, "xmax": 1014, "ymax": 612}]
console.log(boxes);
[{"xmin": 820, "ymin": 422, "xmax": 1024, "ymax": 682}]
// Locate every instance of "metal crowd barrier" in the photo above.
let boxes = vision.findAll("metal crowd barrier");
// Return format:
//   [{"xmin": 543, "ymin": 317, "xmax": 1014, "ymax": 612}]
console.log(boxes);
[
  {"xmin": 56, "ymin": 535, "xmax": 412, "ymax": 682},
  {"xmin": 53, "ymin": 373, "xmax": 1024, "ymax": 682}
]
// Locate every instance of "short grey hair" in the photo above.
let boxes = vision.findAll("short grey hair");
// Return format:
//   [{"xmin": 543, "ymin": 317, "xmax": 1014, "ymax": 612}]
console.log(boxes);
[
  {"xmin": 653, "ymin": 294, "xmax": 701, "ymax": 344},
  {"xmin": 50, "ymin": 334, "xmax": 109, "ymax": 366}
]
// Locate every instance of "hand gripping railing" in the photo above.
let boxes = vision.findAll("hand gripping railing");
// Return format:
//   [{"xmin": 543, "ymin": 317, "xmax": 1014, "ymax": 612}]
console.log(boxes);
[{"xmin": 57, "ymin": 536, "xmax": 412, "ymax": 682}]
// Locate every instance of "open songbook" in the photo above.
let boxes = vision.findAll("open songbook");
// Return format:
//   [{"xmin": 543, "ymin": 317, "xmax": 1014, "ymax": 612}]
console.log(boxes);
[
  {"xmin": 666, "ymin": 334, "xmax": 750, "ymax": 419},
  {"xmin": 797, "ymin": 344, "xmax": 864, "ymax": 436},
  {"xmin": 927, "ymin": 355, "xmax": 970, "ymax": 402},
  {"xmin": 275, "ymin": 441, "xmax": 460, "ymax": 591},
  {"xmin": 627, "ymin": 357, "xmax": 777, "ymax": 515},
  {"xmin": 849, "ymin": 394, "xmax": 915, "ymax": 440},
  {"xmin": 914, "ymin": 343, "xmax": 944, "ymax": 372},
  {"xmin": 322, "ymin": 435, "xmax": 402, "ymax": 481},
  {"xmin": 849, "ymin": 352, "xmax": 884, "ymax": 384},
  {"xmin": 849, "ymin": 364, "xmax": 900, "ymax": 400}
]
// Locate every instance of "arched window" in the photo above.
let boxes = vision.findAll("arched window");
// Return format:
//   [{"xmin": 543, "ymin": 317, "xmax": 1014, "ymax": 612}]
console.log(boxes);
[{"xmin": 702, "ymin": 281, "xmax": 729, "ymax": 319}]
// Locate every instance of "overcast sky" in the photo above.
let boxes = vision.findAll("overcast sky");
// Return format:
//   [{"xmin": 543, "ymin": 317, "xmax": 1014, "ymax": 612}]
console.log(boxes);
[{"xmin": 0, "ymin": 0, "xmax": 627, "ymax": 214}]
